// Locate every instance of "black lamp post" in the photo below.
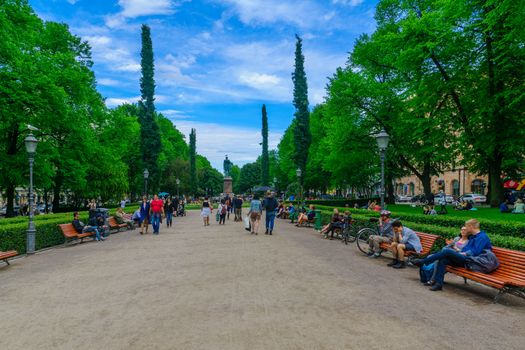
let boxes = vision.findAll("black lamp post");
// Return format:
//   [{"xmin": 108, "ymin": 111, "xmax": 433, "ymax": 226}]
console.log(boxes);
[
  {"xmin": 296, "ymin": 167, "xmax": 302, "ymax": 207},
  {"xmin": 375, "ymin": 129, "xmax": 390, "ymax": 210},
  {"xmin": 25, "ymin": 132, "xmax": 38, "ymax": 254},
  {"xmin": 143, "ymin": 168, "xmax": 149, "ymax": 196}
]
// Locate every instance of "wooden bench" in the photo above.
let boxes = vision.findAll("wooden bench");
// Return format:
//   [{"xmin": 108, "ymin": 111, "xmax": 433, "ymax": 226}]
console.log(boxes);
[
  {"xmin": 379, "ymin": 232, "xmax": 441, "ymax": 259},
  {"xmin": 446, "ymin": 246, "xmax": 525, "ymax": 302},
  {"xmin": 59, "ymin": 223, "xmax": 96, "ymax": 244},
  {"xmin": 0, "ymin": 250, "xmax": 18, "ymax": 265},
  {"xmin": 108, "ymin": 216, "xmax": 129, "ymax": 232}
]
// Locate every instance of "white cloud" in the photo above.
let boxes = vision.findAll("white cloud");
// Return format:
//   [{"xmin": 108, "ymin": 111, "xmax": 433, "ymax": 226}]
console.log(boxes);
[
  {"xmin": 173, "ymin": 120, "xmax": 282, "ymax": 170},
  {"xmin": 332, "ymin": 0, "xmax": 364, "ymax": 6},
  {"xmin": 105, "ymin": 96, "xmax": 140, "ymax": 107},
  {"xmin": 119, "ymin": 0, "xmax": 176, "ymax": 18},
  {"xmin": 98, "ymin": 78, "xmax": 121, "ymax": 87},
  {"xmin": 66, "ymin": 0, "xmax": 79, "ymax": 4},
  {"xmin": 238, "ymin": 73, "xmax": 281, "ymax": 88},
  {"xmin": 159, "ymin": 109, "xmax": 193, "ymax": 119}
]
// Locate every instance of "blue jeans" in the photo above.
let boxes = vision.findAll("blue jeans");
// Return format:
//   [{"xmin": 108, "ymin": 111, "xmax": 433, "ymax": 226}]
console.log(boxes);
[
  {"xmin": 266, "ymin": 212, "xmax": 276, "ymax": 230},
  {"xmin": 151, "ymin": 213, "xmax": 161, "ymax": 234},
  {"xmin": 84, "ymin": 226, "xmax": 101, "ymax": 241},
  {"xmin": 423, "ymin": 248, "xmax": 467, "ymax": 286},
  {"xmin": 166, "ymin": 212, "xmax": 173, "ymax": 226}
]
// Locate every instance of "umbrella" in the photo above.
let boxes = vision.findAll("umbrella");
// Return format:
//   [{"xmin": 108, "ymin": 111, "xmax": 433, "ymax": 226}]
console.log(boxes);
[{"xmin": 158, "ymin": 192, "xmax": 170, "ymax": 198}]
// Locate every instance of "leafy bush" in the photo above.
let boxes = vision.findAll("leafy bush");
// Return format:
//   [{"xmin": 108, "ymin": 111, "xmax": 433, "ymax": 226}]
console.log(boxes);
[{"xmin": 317, "ymin": 209, "xmax": 525, "ymax": 251}]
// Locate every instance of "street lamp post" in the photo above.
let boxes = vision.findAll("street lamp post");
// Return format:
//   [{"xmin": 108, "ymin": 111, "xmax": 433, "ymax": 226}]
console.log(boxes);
[
  {"xmin": 296, "ymin": 168, "xmax": 302, "ymax": 208},
  {"xmin": 176, "ymin": 178, "xmax": 180, "ymax": 198},
  {"xmin": 25, "ymin": 132, "xmax": 39, "ymax": 254},
  {"xmin": 375, "ymin": 129, "xmax": 390, "ymax": 210},
  {"xmin": 143, "ymin": 168, "xmax": 149, "ymax": 196}
]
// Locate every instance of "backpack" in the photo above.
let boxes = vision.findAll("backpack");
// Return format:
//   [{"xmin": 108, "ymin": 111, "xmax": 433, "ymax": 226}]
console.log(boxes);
[
  {"xmin": 419, "ymin": 262, "xmax": 435, "ymax": 283},
  {"xmin": 221, "ymin": 205, "xmax": 227, "ymax": 215}
]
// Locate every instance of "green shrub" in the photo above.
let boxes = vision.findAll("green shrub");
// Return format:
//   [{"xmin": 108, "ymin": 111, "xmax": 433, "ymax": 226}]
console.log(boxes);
[{"xmin": 317, "ymin": 209, "xmax": 525, "ymax": 252}]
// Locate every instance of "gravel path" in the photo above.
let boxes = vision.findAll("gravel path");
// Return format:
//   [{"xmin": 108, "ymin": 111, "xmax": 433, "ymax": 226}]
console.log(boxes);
[{"xmin": 1, "ymin": 210, "xmax": 524, "ymax": 350}]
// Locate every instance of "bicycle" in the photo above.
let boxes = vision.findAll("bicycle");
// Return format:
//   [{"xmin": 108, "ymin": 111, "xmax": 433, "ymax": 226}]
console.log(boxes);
[{"xmin": 340, "ymin": 217, "xmax": 358, "ymax": 245}]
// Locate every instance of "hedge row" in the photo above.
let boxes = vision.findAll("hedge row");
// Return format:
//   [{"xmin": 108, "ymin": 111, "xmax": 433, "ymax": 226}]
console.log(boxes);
[
  {"xmin": 314, "ymin": 205, "xmax": 525, "ymax": 239},
  {"xmin": 0, "ymin": 213, "xmax": 91, "ymax": 254},
  {"xmin": 316, "ymin": 209, "xmax": 525, "ymax": 251}
]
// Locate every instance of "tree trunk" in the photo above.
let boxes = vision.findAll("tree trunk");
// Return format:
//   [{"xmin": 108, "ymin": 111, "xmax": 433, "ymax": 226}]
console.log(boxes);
[
  {"xmin": 5, "ymin": 183, "xmax": 16, "ymax": 217},
  {"xmin": 488, "ymin": 155, "xmax": 504, "ymax": 207}
]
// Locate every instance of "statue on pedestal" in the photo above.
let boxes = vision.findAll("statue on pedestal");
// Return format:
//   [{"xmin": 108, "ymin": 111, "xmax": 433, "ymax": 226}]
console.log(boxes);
[{"xmin": 223, "ymin": 155, "xmax": 232, "ymax": 177}]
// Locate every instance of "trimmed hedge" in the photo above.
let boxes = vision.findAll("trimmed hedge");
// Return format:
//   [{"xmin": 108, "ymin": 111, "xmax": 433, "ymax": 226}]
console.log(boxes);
[
  {"xmin": 314, "ymin": 205, "xmax": 525, "ymax": 239},
  {"xmin": 0, "ymin": 213, "xmax": 91, "ymax": 254},
  {"xmin": 316, "ymin": 208, "xmax": 525, "ymax": 251}
]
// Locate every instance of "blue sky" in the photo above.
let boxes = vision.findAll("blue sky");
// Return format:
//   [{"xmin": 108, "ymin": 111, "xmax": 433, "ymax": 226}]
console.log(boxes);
[{"xmin": 29, "ymin": 0, "xmax": 378, "ymax": 170}]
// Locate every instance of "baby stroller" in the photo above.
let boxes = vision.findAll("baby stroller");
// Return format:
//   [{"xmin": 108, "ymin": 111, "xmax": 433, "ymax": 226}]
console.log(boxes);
[{"xmin": 176, "ymin": 203, "xmax": 186, "ymax": 217}]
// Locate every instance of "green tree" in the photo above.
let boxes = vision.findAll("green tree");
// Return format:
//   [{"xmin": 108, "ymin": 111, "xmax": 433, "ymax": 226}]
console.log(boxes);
[
  {"xmin": 138, "ymin": 24, "xmax": 161, "ymax": 193},
  {"xmin": 238, "ymin": 161, "xmax": 261, "ymax": 193},
  {"xmin": 292, "ymin": 34, "xmax": 310, "ymax": 184},
  {"xmin": 261, "ymin": 104, "xmax": 269, "ymax": 186},
  {"xmin": 189, "ymin": 128, "xmax": 197, "ymax": 196}
]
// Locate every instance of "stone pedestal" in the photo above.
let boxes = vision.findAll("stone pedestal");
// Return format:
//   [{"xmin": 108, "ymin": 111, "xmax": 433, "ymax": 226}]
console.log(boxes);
[{"xmin": 223, "ymin": 176, "xmax": 233, "ymax": 194}]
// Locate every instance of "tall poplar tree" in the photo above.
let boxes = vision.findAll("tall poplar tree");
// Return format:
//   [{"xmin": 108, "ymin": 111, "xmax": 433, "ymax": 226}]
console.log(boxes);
[
  {"xmin": 138, "ymin": 24, "xmax": 161, "ymax": 192},
  {"xmin": 189, "ymin": 128, "xmax": 198, "ymax": 196},
  {"xmin": 261, "ymin": 104, "xmax": 269, "ymax": 186},
  {"xmin": 292, "ymin": 34, "xmax": 310, "ymax": 184}
]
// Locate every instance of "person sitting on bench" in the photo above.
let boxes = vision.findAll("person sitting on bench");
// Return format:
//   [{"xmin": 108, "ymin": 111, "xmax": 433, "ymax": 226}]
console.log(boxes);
[
  {"xmin": 321, "ymin": 208, "xmax": 344, "ymax": 239},
  {"xmin": 413, "ymin": 219, "xmax": 493, "ymax": 291},
  {"xmin": 296, "ymin": 205, "xmax": 315, "ymax": 226},
  {"xmin": 115, "ymin": 207, "xmax": 134, "ymax": 229},
  {"xmin": 388, "ymin": 220, "xmax": 422, "ymax": 269},
  {"xmin": 367, "ymin": 210, "xmax": 394, "ymax": 258},
  {"xmin": 72, "ymin": 211, "xmax": 104, "ymax": 241}
]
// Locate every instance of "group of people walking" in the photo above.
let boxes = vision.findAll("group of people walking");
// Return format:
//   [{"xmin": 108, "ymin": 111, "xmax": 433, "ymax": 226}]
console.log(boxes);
[
  {"xmin": 137, "ymin": 195, "xmax": 185, "ymax": 235},
  {"xmin": 199, "ymin": 192, "xmax": 279, "ymax": 235}
]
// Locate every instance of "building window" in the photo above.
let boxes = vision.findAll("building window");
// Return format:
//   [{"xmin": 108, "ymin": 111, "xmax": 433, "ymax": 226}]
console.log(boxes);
[
  {"xmin": 471, "ymin": 179, "xmax": 483, "ymax": 194},
  {"xmin": 452, "ymin": 180, "xmax": 460, "ymax": 197},
  {"xmin": 409, "ymin": 183, "xmax": 415, "ymax": 196}
]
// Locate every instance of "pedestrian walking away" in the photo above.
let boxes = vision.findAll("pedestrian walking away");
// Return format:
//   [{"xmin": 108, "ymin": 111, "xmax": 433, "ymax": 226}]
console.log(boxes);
[
  {"xmin": 150, "ymin": 194, "xmax": 164, "ymax": 234},
  {"xmin": 201, "ymin": 197, "xmax": 212, "ymax": 226},
  {"xmin": 248, "ymin": 194, "xmax": 262, "ymax": 235},
  {"xmin": 164, "ymin": 198, "xmax": 176, "ymax": 227},
  {"xmin": 233, "ymin": 195, "xmax": 243, "ymax": 221},
  {"xmin": 218, "ymin": 199, "xmax": 227, "ymax": 225},
  {"xmin": 262, "ymin": 191, "xmax": 278, "ymax": 235},
  {"xmin": 139, "ymin": 196, "xmax": 150, "ymax": 235}
]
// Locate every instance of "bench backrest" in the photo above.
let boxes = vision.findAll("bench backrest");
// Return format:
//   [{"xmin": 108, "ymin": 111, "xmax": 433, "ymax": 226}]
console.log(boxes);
[
  {"xmin": 108, "ymin": 217, "xmax": 118, "ymax": 226},
  {"xmin": 59, "ymin": 223, "xmax": 78, "ymax": 238},
  {"xmin": 492, "ymin": 247, "xmax": 525, "ymax": 282},
  {"xmin": 416, "ymin": 232, "xmax": 440, "ymax": 254}
]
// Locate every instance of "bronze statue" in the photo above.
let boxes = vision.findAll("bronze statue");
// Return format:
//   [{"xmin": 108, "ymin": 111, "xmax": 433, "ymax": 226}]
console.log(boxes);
[{"xmin": 223, "ymin": 155, "xmax": 232, "ymax": 177}]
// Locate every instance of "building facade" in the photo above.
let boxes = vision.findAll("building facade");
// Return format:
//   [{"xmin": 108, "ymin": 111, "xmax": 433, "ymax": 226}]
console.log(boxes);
[{"xmin": 395, "ymin": 168, "xmax": 488, "ymax": 197}]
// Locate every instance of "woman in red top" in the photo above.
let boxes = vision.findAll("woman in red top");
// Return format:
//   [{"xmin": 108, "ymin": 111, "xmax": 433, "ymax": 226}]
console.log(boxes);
[{"xmin": 149, "ymin": 194, "xmax": 165, "ymax": 234}]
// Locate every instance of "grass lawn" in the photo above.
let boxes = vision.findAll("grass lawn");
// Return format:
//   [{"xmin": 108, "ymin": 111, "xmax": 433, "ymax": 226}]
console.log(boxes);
[{"xmin": 386, "ymin": 204, "xmax": 525, "ymax": 223}]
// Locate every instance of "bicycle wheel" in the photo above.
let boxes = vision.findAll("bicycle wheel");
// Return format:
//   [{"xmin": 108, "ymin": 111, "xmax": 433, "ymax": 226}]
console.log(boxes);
[
  {"xmin": 356, "ymin": 228, "xmax": 376, "ymax": 254},
  {"xmin": 342, "ymin": 226, "xmax": 357, "ymax": 244}
]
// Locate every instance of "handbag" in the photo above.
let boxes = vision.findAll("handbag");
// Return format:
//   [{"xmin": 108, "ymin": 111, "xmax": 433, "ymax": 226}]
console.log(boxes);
[
  {"xmin": 216, "ymin": 212, "xmax": 220, "ymax": 222},
  {"xmin": 243, "ymin": 216, "xmax": 251, "ymax": 231},
  {"xmin": 419, "ymin": 262, "xmax": 435, "ymax": 283}
]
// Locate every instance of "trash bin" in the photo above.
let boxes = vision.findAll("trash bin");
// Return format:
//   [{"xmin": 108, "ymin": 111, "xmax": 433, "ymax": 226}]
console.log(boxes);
[{"xmin": 314, "ymin": 209, "xmax": 322, "ymax": 231}]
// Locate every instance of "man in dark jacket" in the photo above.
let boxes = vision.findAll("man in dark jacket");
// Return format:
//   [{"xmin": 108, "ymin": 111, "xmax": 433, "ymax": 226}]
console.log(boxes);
[
  {"xmin": 414, "ymin": 219, "xmax": 492, "ymax": 291},
  {"xmin": 233, "ymin": 195, "xmax": 243, "ymax": 222},
  {"xmin": 72, "ymin": 212, "xmax": 103, "ymax": 241},
  {"xmin": 262, "ymin": 192, "xmax": 279, "ymax": 235}
]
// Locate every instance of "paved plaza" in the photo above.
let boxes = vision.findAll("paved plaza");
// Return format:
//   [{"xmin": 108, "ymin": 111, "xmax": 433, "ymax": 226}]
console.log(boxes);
[{"xmin": 1, "ymin": 211, "xmax": 524, "ymax": 350}]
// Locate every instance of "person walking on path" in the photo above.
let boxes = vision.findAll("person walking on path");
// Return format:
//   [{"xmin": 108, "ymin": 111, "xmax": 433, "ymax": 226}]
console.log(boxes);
[
  {"xmin": 233, "ymin": 195, "xmax": 243, "ymax": 221},
  {"xmin": 164, "ymin": 198, "xmax": 175, "ymax": 227},
  {"xmin": 248, "ymin": 194, "xmax": 263, "ymax": 235},
  {"xmin": 150, "ymin": 194, "xmax": 164, "ymax": 235},
  {"xmin": 218, "ymin": 199, "xmax": 227, "ymax": 225},
  {"xmin": 201, "ymin": 197, "xmax": 212, "ymax": 226},
  {"xmin": 262, "ymin": 191, "xmax": 278, "ymax": 235},
  {"xmin": 225, "ymin": 196, "xmax": 233, "ymax": 220},
  {"xmin": 139, "ymin": 196, "xmax": 150, "ymax": 235}
]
